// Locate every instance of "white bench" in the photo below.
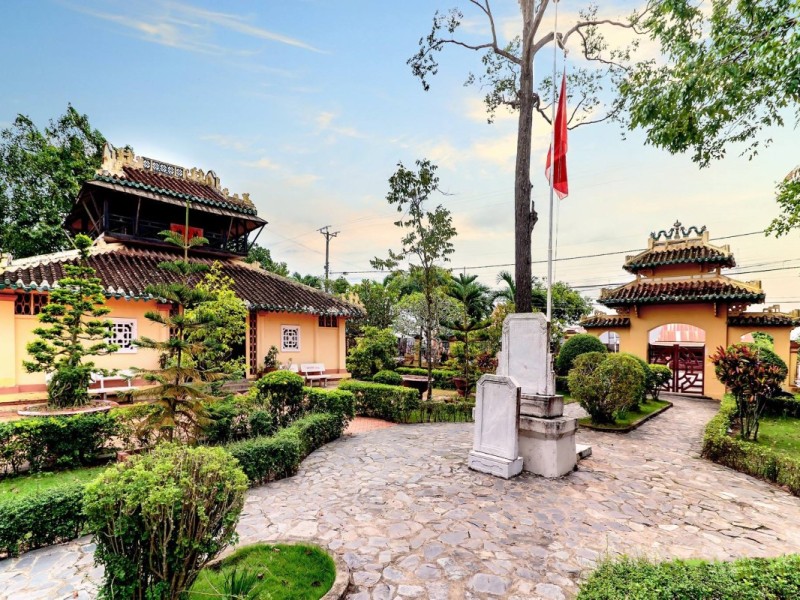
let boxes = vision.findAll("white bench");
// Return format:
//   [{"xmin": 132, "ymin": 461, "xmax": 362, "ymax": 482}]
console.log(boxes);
[
  {"xmin": 300, "ymin": 363, "xmax": 328, "ymax": 387},
  {"xmin": 45, "ymin": 370, "xmax": 137, "ymax": 399}
]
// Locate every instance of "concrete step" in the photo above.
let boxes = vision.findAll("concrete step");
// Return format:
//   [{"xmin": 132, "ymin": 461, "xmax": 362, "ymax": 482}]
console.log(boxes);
[{"xmin": 576, "ymin": 444, "xmax": 592, "ymax": 460}]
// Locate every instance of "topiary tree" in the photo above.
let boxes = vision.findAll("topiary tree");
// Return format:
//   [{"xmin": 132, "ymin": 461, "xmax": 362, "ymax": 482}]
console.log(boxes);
[
  {"xmin": 24, "ymin": 234, "xmax": 118, "ymax": 408},
  {"xmin": 346, "ymin": 326, "xmax": 398, "ymax": 380},
  {"xmin": 84, "ymin": 443, "xmax": 248, "ymax": 600},
  {"xmin": 600, "ymin": 354, "xmax": 647, "ymax": 414},
  {"xmin": 568, "ymin": 353, "xmax": 645, "ymax": 424},
  {"xmin": 373, "ymin": 370, "xmax": 404, "ymax": 386},
  {"xmin": 620, "ymin": 352, "xmax": 651, "ymax": 409},
  {"xmin": 567, "ymin": 352, "xmax": 608, "ymax": 422},
  {"xmin": 254, "ymin": 370, "xmax": 305, "ymax": 428},
  {"xmin": 710, "ymin": 343, "xmax": 788, "ymax": 441},
  {"xmin": 648, "ymin": 364, "xmax": 672, "ymax": 401},
  {"xmin": 555, "ymin": 334, "xmax": 607, "ymax": 376}
]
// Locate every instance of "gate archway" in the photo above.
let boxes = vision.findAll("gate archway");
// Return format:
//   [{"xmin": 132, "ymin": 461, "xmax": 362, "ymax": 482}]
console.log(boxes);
[{"xmin": 648, "ymin": 324, "xmax": 706, "ymax": 395}]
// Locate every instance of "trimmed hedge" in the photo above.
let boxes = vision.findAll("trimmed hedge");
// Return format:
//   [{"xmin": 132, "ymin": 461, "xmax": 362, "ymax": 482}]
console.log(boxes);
[
  {"xmin": 0, "ymin": 412, "xmax": 119, "ymax": 475},
  {"xmin": 702, "ymin": 396, "xmax": 800, "ymax": 496},
  {"xmin": 764, "ymin": 394, "xmax": 800, "ymax": 419},
  {"xmin": 405, "ymin": 401, "xmax": 475, "ymax": 424},
  {"xmin": 396, "ymin": 367, "xmax": 459, "ymax": 390},
  {"xmin": 578, "ymin": 554, "xmax": 800, "ymax": 599},
  {"xmin": 372, "ymin": 370, "xmax": 404, "ymax": 386},
  {"xmin": 0, "ymin": 484, "xmax": 86, "ymax": 556},
  {"xmin": 338, "ymin": 380, "xmax": 421, "ymax": 422}
]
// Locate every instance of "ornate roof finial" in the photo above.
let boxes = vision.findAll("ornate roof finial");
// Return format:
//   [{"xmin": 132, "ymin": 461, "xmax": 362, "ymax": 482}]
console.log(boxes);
[{"xmin": 650, "ymin": 221, "xmax": 707, "ymax": 241}]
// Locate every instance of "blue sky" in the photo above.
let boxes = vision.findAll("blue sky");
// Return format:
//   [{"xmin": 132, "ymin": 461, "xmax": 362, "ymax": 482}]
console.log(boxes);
[{"xmin": 2, "ymin": 0, "xmax": 799, "ymax": 311}]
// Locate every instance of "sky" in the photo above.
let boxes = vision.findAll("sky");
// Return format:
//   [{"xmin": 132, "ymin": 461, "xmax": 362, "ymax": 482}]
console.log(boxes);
[{"xmin": 1, "ymin": 0, "xmax": 799, "ymax": 314}]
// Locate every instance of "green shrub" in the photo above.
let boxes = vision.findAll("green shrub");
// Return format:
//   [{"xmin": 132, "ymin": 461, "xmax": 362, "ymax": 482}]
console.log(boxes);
[
  {"xmin": 578, "ymin": 554, "xmax": 800, "ymax": 599},
  {"xmin": 765, "ymin": 394, "xmax": 800, "ymax": 419},
  {"xmin": 226, "ymin": 413, "xmax": 344, "ymax": 485},
  {"xmin": 304, "ymin": 387, "xmax": 356, "ymax": 429},
  {"xmin": 255, "ymin": 370, "xmax": 306, "ymax": 427},
  {"xmin": 648, "ymin": 364, "xmax": 672, "ymax": 401},
  {"xmin": 338, "ymin": 380, "xmax": 420, "ymax": 421},
  {"xmin": 702, "ymin": 396, "xmax": 800, "ymax": 496},
  {"xmin": 84, "ymin": 444, "xmax": 248, "ymax": 600},
  {"xmin": 373, "ymin": 369, "xmax": 404, "ymax": 386},
  {"xmin": 346, "ymin": 326, "xmax": 398, "ymax": 379},
  {"xmin": 0, "ymin": 484, "xmax": 86, "ymax": 556},
  {"xmin": 405, "ymin": 401, "xmax": 475, "ymax": 424},
  {"xmin": 0, "ymin": 412, "xmax": 119, "ymax": 475},
  {"xmin": 569, "ymin": 353, "xmax": 645, "ymax": 424},
  {"xmin": 555, "ymin": 375, "xmax": 570, "ymax": 394},
  {"xmin": 396, "ymin": 367, "xmax": 459, "ymax": 389},
  {"xmin": 556, "ymin": 334, "xmax": 607, "ymax": 375},
  {"xmin": 620, "ymin": 353, "xmax": 650, "ymax": 409}
]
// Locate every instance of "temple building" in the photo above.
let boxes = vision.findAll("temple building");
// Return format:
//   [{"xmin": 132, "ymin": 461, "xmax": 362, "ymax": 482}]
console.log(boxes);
[
  {"xmin": 0, "ymin": 144, "xmax": 361, "ymax": 396},
  {"xmin": 580, "ymin": 222, "xmax": 800, "ymax": 398}
]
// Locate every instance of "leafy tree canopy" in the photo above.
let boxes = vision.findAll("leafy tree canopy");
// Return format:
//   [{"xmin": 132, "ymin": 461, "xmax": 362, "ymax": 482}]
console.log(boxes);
[
  {"xmin": 245, "ymin": 245, "xmax": 289, "ymax": 277},
  {"xmin": 0, "ymin": 105, "xmax": 105, "ymax": 258}
]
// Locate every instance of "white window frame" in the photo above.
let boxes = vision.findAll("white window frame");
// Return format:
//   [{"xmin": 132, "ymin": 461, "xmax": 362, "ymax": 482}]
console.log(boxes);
[
  {"xmin": 108, "ymin": 318, "xmax": 138, "ymax": 354},
  {"xmin": 281, "ymin": 325, "xmax": 301, "ymax": 352}
]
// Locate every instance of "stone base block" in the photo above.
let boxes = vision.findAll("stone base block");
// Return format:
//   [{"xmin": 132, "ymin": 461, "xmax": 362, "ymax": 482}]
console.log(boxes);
[
  {"xmin": 518, "ymin": 415, "xmax": 578, "ymax": 478},
  {"xmin": 520, "ymin": 393, "xmax": 564, "ymax": 418},
  {"xmin": 468, "ymin": 451, "xmax": 523, "ymax": 479},
  {"xmin": 576, "ymin": 443, "xmax": 593, "ymax": 460}
]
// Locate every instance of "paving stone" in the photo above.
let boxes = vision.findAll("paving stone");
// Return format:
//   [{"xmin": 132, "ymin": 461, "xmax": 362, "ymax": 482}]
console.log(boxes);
[{"xmin": 469, "ymin": 573, "xmax": 510, "ymax": 595}]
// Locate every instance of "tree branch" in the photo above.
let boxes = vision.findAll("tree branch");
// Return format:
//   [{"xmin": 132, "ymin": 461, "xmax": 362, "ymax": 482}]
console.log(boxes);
[{"xmin": 562, "ymin": 18, "xmax": 636, "ymax": 47}]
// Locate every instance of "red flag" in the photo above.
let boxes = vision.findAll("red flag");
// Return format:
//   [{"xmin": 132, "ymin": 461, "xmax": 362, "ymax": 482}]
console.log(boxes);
[{"xmin": 545, "ymin": 73, "xmax": 568, "ymax": 200}]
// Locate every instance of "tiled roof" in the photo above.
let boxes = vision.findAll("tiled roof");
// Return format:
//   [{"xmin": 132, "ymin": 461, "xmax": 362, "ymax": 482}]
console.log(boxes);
[
  {"xmin": 93, "ymin": 167, "xmax": 259, "ymax": 217},
  {"xmin": 580, "ymin": 314, "xmax": 631, "ymax": 328},
  {"xmin": 624, "ymin": 243, "xmax": 735, "ymax": 273},
  {"xmin": 1, "ymin": 247, "xmax": 362, "ymax": 317},
  {"xmin": 599, "ymin": 278, "xmax": 765, "ymax": 307},
  {"xmin": 728, "ymin": 312, "xmax": 800, "ymax": 327}
]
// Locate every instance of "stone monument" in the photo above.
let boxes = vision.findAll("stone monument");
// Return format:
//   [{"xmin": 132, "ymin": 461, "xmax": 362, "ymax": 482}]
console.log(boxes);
[
  {"xmin": 499, "ymin": 313, "xmax": 578, "ymax": 478},
  {"xmin": 468, "ymin": 375, "xmax": 524, "ymax": 479}
]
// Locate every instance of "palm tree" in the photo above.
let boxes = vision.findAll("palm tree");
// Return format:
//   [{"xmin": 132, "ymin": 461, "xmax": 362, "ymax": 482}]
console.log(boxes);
[{"xmin": 493, "ymin": 270, "xmax": 516, "ymax": 305}]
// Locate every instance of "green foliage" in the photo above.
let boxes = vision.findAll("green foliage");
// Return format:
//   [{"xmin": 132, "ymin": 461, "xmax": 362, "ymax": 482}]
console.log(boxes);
[
  {"xmin": 703, "ymin": 395, "xmax": 800, "ymax": 497},
  {"xmin": 346, "ymin": 326, "xmax": 398, "ymax": 380},
  {"xmin": 84, "ymin": 444, "xmax": 248, "ymax": 600},
  {"xmin": 555, "ymin": 375, "xmax": 570, "ymax": 394},
  {"xmin": 404, "ymin": 401, "xmax": 475, "ymax": 424},
  {"xmin": 303, "ymin": 387, "xmax": 356, "ymax": 430},
  {"xmin": 620, "ymin": 352, "xmax": 651, "ymax": 409},
  {"xmin": 245, "ymin": 245, "xmax": 289, "ymax": 277},
  {"xmin": 226, "ymin": 413, "xmax": 344, "ymax": 485},
  {"xmin": 765, "ymin": 395, "xmax": 800, "ymax": 419},
  {"xmin": 396, "ymin": 367, "xmax": 459, "ymax": 390},
  {"xmin": 0, "ymin": 105, "xmax": 106, "ymax": 258},
  {"xmin": 0, "ymin": 412, "xmax": 119, "ymax": 475},
  {"xmin": 531, "ymin": 278, "xmax": 594, "ymax": 326},
  {"xmin": 373, "ymin": 369, "xmax": 404, "ymax": 386},
  {"xmin": 767, "ymin": 176, "xmax": 800, "ymax": 238},
  {"xmin": 556, "ymin": 334, "xmax": 608, "ymax": 376},
  {"xmin": 751, "ymin": 331, "xmax": 776, "ymax": 350},
  {"xmin": 348, "ymin": 279, "xmax": 399, "ymax": 338},
  {"xmin": 0, "ymin": 483, "xmax": 86, "ymax": 556},
  {"xmin": 569, "ymin": 353, "xmax": 645, "ymax": 424},
  {"xmin": 372, "ymin": 159, "xmax": 456, "ymax": 399},
  {"xmin": 710, "ymin": 343, "xmax": 788, "ymax": 441},
  {"xmin": 23, "ymin": 234, "xmax": 117, "ymax": 408},
  {"xmin": 577, "ymin": 554, "xmax": 800, "ymax": 600},
  {"xmin": 263, "ymin": 345, "xmax": 280, "ymax": 369},
  {"xmin": 203, "ymin": 398, "xmax": 278, "ymax": 446},
  {"xmin": 339, "ymin": 380, "xmax": 421, "ymax": 422},
  {"xmin": 648, "ymin": 364, "xmax": 672, "ymax": 401},
  {"xmin": 291, "ymin": 272, "xmax": 323, "ymax": 289},
  {"xmin": 189, "ymin": 543, "xmax": 336, "ymax": 600},
  {"xmin": 254, "ymin": 370, "xmax": 306, "ymax": 427}
]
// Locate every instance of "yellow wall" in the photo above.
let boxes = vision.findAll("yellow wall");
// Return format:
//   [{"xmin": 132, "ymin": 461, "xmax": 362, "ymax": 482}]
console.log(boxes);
[
  {"xmin": 587, "ymin": 304, "xmax": 796, "ymax": 399},
  {"xmin": 252, "ymin": 311, "xmax": 346, "ymax": 373},
  {"xmin": 0, "ymin": 295, "xmax": 16, "ymax": 388}
]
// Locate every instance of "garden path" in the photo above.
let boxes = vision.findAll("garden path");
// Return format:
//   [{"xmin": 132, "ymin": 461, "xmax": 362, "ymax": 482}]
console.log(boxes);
[{"xmin": 2, "ymin": 396, "xmax": 800, "ymax": 600}]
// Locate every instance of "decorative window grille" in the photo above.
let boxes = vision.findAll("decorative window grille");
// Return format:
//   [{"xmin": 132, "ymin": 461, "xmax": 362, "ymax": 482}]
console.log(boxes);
[
  {"xmin": 108, "ymin": 319, "xmax": 137, "ymax": 353},
  {"xmin": 14, "ymin": 293, "xmax": 48, "ymax": 315},
  {"xmin": 249, "ymin": 311, "xmax": 258, "ymax": 376},
  {"xmin": 281, "ymin": 325, "xmax": 301, "ymax": 352},
  {"xmin": 318, "ymin": 315, "xmax": 338, "ymax": 328}
]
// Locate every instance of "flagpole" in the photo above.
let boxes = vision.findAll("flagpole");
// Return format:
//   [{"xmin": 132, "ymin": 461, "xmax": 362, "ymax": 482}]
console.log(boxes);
[{"xmin": 545, "ymin": 0, "xmax": 559, "ymax": 334}]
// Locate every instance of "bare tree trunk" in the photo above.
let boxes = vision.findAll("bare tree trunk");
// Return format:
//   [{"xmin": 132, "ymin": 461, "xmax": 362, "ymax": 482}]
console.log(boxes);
[
  {"xmin": 425, "ymin": 293, "xmax": 434, "ymax": 400},
  {"xmin": 514, "ymin": 0, "xmax": 537, "ymax": 313}
]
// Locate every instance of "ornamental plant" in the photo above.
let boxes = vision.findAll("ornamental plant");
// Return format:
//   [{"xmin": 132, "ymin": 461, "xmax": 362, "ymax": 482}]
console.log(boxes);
[
  {"xmin": 254, "ymin": 370, "xmax": 306, "ymax": 427},
  {"xmin": 710, "ymin": 343, "xmax": 788, "ymax": 441},
  {"xmin": 84, "ymin": 443, "xmax": 247, "ymax": 600},
  {"xmin": 568, "ymin": 353, "xmax": 645, "ymax": 424},
  {"xmin": 648, "ymin": 364, "xmax": 672, "ymax": 401},
  {"xmin": 555, "ymin": 334, "xmax": 607, "ymax": 376},
  {"xmin": 24, "ymin": 234, "xmax": 118, "ymax": 408},
  {"xmin": 346, "ymin": 326, "xmax": 398, "ymax": 380}
]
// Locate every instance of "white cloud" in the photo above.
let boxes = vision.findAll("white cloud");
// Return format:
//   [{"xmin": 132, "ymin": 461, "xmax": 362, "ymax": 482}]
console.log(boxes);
[
  {"xmin": 315, "ymin": 111, "xmax": 366, "ymax": 140},
  {"xmin": 243, "ymin": 156, "xmax": 282, "ymax": 171},
  {"xmin": 201, "ymin": 134, "xmax": 254, "ymax": 153}
]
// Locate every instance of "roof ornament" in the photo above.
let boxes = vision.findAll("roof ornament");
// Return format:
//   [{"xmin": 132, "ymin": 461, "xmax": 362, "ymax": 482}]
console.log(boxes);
[{"xmin": 650, "ymin": 220, "xmax": 707, "ymax": 241}]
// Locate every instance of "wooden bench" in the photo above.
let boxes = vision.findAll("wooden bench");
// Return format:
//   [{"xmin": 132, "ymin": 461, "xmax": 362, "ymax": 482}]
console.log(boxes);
[
  {"xmin": 300, "ymin": 363, "xmax": 328, "ymax": 388},
  {"xmin": 45, "ymin": 370, "xmax": 138, "ymax": 399}
]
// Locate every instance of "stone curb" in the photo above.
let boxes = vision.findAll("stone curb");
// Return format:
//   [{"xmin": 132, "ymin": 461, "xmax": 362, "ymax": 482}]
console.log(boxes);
[
  {"xmin": 206, "ymin": 538, "xmax": 350, "ymax": 599},
  {"xmin": 578, "ymin": 401, "xmax": 673, "ymax": 433}
]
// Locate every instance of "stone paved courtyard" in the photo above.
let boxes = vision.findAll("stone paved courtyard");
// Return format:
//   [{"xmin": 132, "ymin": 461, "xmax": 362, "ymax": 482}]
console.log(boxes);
[{"xmin": 3, "ymin": 396, "xmax": 800, "ymax": 599}]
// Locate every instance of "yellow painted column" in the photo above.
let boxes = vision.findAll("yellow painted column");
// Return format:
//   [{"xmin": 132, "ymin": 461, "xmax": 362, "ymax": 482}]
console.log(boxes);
[{"xmin": 0, "ymin": 294, "xmax": 17, "ymax": 389}]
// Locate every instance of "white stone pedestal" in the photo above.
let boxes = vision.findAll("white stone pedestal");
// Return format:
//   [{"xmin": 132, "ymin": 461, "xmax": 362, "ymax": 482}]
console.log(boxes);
[
  {"xmin": 518, "ymin": 413, "xmax": 578, "ymax": 478},
  {"xmin": 468, "ymin": 375, "xmax": 524, "ymax": 480},
  {"xmin": 468, "ymin": 451, "xmax": 524, "ymax": 479}
]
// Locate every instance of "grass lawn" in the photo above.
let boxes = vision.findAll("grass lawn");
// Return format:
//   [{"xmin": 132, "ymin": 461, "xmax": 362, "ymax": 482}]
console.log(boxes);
[
  {"xmin": 189, "ymin": 544, "xmax": 336, "ymax": 600},
  {"xmin": 0, "ymin": 465, "xmax": 108, "ymax": 501},
  {"xmin": 579, "ymin": 399, "xmax": 671, "ymax": 431},
  {"xmin": 755, "ymin": 415, "xmax": 800, "ymax": 458}
]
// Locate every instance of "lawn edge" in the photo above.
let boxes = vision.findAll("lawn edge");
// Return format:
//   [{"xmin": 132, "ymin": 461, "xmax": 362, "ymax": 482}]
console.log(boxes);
[{"xmin": 578, "ymin": 401, "xmax": 673, "ymax": 433}]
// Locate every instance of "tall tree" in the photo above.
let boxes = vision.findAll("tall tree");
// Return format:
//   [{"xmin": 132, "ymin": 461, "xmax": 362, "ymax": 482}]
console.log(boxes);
[
  {"xmin": 410, "ymin": 2, "xmax": 644, "ymax": 312},
  {"xmin": 291, "ymin": 272, "xmax": 323, "ymax": 289},
  {"xmin": 372, "ymin": 159, "xmax": 456, "ymax": 398},
  {"xmin": 0, "ymin": 105, "xmax": 106, "ymax": 258},
  {"xmin": 531, "ymin": 278, "xmax": 593, "ymax": 325},
  {"xmin": 245, "ymin": 245, "xmax": 290, "ymax": 277}
]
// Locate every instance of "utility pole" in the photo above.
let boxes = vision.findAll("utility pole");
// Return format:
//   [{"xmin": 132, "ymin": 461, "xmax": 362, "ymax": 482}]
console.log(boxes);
[{"xmin": 319, "ymin": 226, "xmax": 339, "ymax": 291}]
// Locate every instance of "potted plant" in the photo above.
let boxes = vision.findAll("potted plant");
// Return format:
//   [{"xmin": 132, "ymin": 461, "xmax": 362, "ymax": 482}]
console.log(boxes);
[{"xmin": 262, "ymin": 346, "xmax": 280, "ymax": 374}]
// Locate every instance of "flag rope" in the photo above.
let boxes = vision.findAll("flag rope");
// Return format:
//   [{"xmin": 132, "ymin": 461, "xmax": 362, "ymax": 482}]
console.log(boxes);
[{"xmin": 545, "ymin": 0, "xmax": 560, "ymax": 331}]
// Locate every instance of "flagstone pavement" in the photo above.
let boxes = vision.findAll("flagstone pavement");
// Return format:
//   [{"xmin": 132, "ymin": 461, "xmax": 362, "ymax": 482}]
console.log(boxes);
[{"xmin": 3, "ymin": 396, "xmax": 800, "ymax": 599}]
